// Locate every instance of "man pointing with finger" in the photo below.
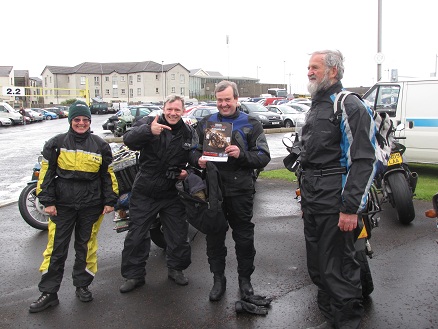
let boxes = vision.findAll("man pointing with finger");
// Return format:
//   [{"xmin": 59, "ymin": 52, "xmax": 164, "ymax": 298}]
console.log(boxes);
[{"xmin": 119, "ymin": 94, "xmax": 198, "ymax": 293}]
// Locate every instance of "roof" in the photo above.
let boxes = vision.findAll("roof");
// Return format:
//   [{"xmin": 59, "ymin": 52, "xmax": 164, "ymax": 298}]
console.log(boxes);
[
  {"xmin": 43, "ymin": 61, "xmax": 189, "ymax": 75},
  {"xmin": 0, "ymin": 66, "xmax": 13, "ymax": 77}
]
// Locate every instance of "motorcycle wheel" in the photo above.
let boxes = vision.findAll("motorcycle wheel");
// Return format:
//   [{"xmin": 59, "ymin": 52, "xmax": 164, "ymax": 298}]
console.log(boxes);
[
  {"xmin": 355, "ymin": 249, "xmax": 374, "ymax": 297},
  {"xmin": 150, "ymin": 223, "xmax": 166, "ymax": 249},
  {"xmin": 18, "ymin": 183, "xmax": 49, "ymax": 230},
  {"xmin": 387, "ymin": 172, "xmax": 415, "ymax": 224}
]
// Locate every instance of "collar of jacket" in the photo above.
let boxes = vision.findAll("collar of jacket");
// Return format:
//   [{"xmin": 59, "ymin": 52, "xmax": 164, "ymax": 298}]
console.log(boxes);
[
  {"xmin": 217, "ymin": 109, "xmax": 240, "ymax": 121},
  {"xmin": 312, "ymin": 81, "xmax": 343, "ymax": 103}
]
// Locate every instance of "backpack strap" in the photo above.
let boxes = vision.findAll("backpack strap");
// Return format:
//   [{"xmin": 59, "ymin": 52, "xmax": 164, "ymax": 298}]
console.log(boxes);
[{"xmin": 334, "ymin": 90, "xmax": 363, "ymax": 115}]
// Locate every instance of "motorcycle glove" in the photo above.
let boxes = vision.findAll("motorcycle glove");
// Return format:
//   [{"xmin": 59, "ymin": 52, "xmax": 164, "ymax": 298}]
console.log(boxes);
[
  {"xmin": 166, "ymin": 166, "xmax": 182, "ymax": 180},
  {"xmin": 235, "ymin": 300, "xmax": 269, "ymax": 316},
  {"xmin": 241, "ymin": 294, "xmax": 273, "ymax": 307}
]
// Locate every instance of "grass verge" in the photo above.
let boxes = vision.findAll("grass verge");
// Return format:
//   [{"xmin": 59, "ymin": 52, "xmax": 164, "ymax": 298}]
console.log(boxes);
[{"xmin": 260, "ymin": 163, "xmax": 437, "ymax": 201}]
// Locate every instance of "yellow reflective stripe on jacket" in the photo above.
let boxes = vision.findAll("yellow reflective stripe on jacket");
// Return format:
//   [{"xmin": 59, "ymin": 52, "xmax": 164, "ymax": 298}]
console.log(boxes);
[
  {"xmin": 108, "ymin": 165, "xmax": 119, "ymax": 196},
  {"xmin": 36, "ymin": 158, "xmax": 49, "ymax": 196},
  {"xmin": 58, "ymin": 148, "xmax": 102, "ymax": 173}
]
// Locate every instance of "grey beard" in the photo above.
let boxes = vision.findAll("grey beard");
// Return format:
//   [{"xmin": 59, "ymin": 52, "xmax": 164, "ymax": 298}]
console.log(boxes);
[{"xmin": 307, "ymin": 76, "xmax": 332, "ymax": 97}]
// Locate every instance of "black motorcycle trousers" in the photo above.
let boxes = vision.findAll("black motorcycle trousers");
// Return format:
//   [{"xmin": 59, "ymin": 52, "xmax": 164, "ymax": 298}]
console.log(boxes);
[
  {"xmin": 303, "ymin": 212, "xmax": 363, "ymax": 329},
  {"xmin": 206, "ymin": 193, "xmax": 256, "ymax": 278},
  {"xmin": 121, "ymin": 193, "xmax": 191, "ymax": 279},
  {"xmin": 38, "ymin": 205, "xmax": 104, "ymax": 293}
]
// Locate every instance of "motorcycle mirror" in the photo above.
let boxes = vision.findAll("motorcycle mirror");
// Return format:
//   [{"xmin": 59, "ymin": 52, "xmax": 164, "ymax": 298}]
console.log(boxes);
[{"xmin": 282, "ymin": 136, "xmax": 294, "ymax": 148}]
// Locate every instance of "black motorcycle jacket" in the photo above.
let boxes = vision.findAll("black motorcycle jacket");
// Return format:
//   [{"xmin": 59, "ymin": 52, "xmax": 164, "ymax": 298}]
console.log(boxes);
[
  {"xmin": 37, "ymin": 128, "xmax": 119, "ymax": 209},
  {"xmin": 123, "ymin": 114, "xmax": 198, "ymax": 199},
  {"xmin": 299, "ymin": 81, "xmax": 376, "ymax": 215},
  {"xmin": 190, "ymin": 110, "xmax": 271, "ymax": 196}
]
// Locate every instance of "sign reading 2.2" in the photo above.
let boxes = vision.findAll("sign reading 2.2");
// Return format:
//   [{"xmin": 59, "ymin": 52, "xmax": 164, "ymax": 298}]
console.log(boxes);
[{"xmin": 2, "ymin": 86, "xmax": 25, "ymax": 96}]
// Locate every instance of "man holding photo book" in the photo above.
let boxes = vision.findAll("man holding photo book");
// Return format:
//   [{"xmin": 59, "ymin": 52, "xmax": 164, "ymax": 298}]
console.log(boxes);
[{"xmin": 189, "ymin": 80, "xmax": 271, "ymax": 302}]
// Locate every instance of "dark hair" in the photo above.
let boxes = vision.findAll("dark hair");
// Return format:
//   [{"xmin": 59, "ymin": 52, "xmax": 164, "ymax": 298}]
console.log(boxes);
[
  {"xmin": 312, "ymin": 49, "xmax": 345, "ymax": 80},
  {"xmin": 214, "ymin": 80, "xmax": 239, "ymax": 98}
]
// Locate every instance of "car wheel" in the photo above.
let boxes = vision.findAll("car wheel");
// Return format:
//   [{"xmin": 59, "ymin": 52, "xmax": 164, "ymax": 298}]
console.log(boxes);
[
  {"xmin": 284, "ymin": 120, "xmax": 294, "ymax": 128},
  {"xmin": 46, "ymin": 116, "xmax": 52, "ymax": 120}
]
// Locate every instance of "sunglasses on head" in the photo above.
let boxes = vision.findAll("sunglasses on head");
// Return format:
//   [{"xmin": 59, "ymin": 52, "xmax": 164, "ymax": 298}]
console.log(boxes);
[{"xmin": 73, "ymin": 118, "xmax": 90, "ymax": 123}]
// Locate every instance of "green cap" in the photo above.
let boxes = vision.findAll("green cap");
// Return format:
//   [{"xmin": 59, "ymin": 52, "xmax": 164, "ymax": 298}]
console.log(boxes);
[{"xmin": 68, "ymin": 101, "xmax": 91, "ymax": 124}]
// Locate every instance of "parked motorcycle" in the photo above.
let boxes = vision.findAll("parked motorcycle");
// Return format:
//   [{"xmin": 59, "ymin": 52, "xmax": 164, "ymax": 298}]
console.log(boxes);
[
  {"xmin": 17, "ymin": 147, "xmax": 167, "ymax": 249},
  {"xmin": 374, "ymin": 123, "xmax": 418, "ymax": 224},
  {"xmin": 18, "ymin": 156, "xmax": 48, "ymax": 230},
  {"xmin": 282, "ymin": 132, "xmax": 380, "ymax": 297}
]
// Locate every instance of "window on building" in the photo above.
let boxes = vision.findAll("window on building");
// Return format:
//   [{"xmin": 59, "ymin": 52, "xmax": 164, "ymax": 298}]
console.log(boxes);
[
  {"xmin": 180, "ymin": 87, "xmax": 185, "ymax": 95},
  {"xmin": 50, "ymin": 76, "xmax": 52, "ymax": 83},
  {"xmin": 155, "ymin": 88, "xmax": 159, "ymax": 94},
  {"xmin": 105, "ymin": 89, "xmax": 110, "ymax": 95},
  {"xmin": 44, "ymin": 77, "xmax": 47, "ymax": 86},
  {"xmin": 180, "ymin": 75, "xmax": 185, "ymax": 84},
  {"xmin": 129, "ymin": 89, "xmax": 133, "ymax": 97},
  {"xmin": 171, "ymin": 74, "xmax": 175, "ymax": 80},
  {"xmin": 121, "ymin": 76, "xmax": 125, "ymax": 82},
  {"xmin": 121, "ymin": 89, "xmax": 126, "ymax": 95},
  {"xmin": 94, "ymin": 76, "xmax": 100, "ymax": 85},
  {"xmin": 105, "ymin": 77, "xmax": 110, "ymax": 82},
  {"xmin": 129, "ymin": 76, "xmax": 133, "ymax": 85},
  {"xmin": 156, "ymin": 74, "xmax": 159, "ymax": 80},
  {"xmin": 137, "ymin": 88, "xmax": 141, "ymax": 96},
  {"xmin": 67, "ymin": 76, "xmax": 70, "ymax": 83},
  {"xmin": 137, "ymin": 75, "xmax": 141, "ymax": 82},
  {"xmin": 113, "ymin": 87, "xmax": 118, "ymax": 97},
  {"xmin": 171, "ymin": 87, "xmax": 175, "ymax": 93},
  {"xmin": 94, "ymin": 89, "xmax": 100, "ymax": 97},
  {"xmin": 80, "ymin": 76, "xmax": 86, "ymax": 85}
]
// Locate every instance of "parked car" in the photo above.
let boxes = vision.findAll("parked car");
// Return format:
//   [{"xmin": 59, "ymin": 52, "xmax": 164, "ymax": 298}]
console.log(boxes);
[
  {"xmin": 184, "ymin": 106, "xmax": 218, "ymax": 121},
  {"xmin": 266, "ymin": 104, "xmax": 306, "ymax": 128},
  {"xmin": 35, "ymin": 108, "xmax": 58, "ymax": 120},
  {"xmin": 285, "ymin": 102, "xmax": 311, "ymax": 113},
  {"xmin": 289, "ymin": 98, "xmax": 312, "ymax": 107},
  {"xmin": 90, "ymin": 103, "xmax": 111, "ymax": 114},
  {"xmin": 24, "ymin": 109, "xmax": 44, "ymax": 123},
  {"xmin": 0, "ymin": 117, "xmax": 12, "ymax": 126},
  {"xmin": 0, "ymin": 102, "xmax": 23, "ymax": 125},
  {"xmin": 44, "ymin": 107, "xmax": 68, "ymax": 118},
  {"xmin": 238, "ymin": 102, "xmax": 283, "ymax": 128}
]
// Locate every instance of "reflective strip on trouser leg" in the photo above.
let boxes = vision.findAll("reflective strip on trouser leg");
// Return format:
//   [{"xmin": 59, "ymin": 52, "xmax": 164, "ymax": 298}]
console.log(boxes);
[
  {"xmin": 85, "ymin": 213, "xmax": 104, "ymax": 276},
  {"xmin": 72, "ymin": 208, "xmax": 104, "ymax": 287},
  {"xmin": 39, "ymin": 218, "xmax": 57, "ymax": 274}
]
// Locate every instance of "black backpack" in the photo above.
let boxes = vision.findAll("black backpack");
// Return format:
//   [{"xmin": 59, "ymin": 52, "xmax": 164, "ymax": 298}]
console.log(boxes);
[{"xmin": 177, "ymin": 162, "xmax": 228, "ymax": 235}]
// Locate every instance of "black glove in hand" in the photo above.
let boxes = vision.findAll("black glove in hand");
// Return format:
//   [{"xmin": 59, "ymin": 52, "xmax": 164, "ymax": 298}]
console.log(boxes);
[
  {"xmin": 166, "ymin": 166, "xmax": 182, "ymax": 179},
  {"xmin": 235, "ymin": 300, "xmax": 268, "ymax": 315},
  {"xmin": 241, "ymin": 294, "xmax": 273, "ymax": 307}
]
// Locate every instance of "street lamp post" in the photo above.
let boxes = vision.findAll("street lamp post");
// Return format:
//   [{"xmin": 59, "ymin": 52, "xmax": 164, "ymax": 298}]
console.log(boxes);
[{"xmin": 161, "ymin": 61, "xmax": 164, "ymax": 101}]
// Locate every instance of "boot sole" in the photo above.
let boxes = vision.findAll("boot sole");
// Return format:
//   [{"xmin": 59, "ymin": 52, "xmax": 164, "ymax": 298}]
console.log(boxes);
[{"xmin": 29, "ymin": 299, "xmax": 59, "ymax": 313}]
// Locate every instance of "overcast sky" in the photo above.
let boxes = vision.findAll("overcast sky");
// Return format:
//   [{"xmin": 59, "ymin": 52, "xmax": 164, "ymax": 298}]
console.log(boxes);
[{"xmin": 4, "ymin": 0, "xmax": 436, "ymax": 94}]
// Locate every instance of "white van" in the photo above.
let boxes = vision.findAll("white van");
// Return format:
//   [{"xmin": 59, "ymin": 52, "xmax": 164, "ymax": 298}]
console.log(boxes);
[
  {"xmin": 363, "ymin": 78, "xmax": 438, "ymax": 164},
  {"xmin": 0, "ymin": 102, "xmax": 23, "ymax": 125}
]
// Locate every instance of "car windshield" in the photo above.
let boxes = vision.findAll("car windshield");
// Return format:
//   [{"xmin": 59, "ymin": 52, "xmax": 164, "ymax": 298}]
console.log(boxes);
[
  {"xmin": 242, "ymin": 102, "xmax": 269, "ymax": 113},
  {"xmin": 277, "ymin": 106, "xmax": 302, "ymax": 114}
]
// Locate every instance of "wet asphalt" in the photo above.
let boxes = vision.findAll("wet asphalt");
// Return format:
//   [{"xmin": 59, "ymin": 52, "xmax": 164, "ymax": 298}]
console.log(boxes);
[
  {"xmin": 0, "ymin": 117, "xmax": 437, "ymax": 328},
  {"xmin": 1, "ymin": 176, "xmax": 437, "ymax": 329}
]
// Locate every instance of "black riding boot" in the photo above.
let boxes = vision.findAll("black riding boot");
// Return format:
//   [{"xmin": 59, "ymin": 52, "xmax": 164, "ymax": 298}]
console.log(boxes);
[{"xmin": 209, "ymin": 272, "xmax": 226, "ymax": 301}]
